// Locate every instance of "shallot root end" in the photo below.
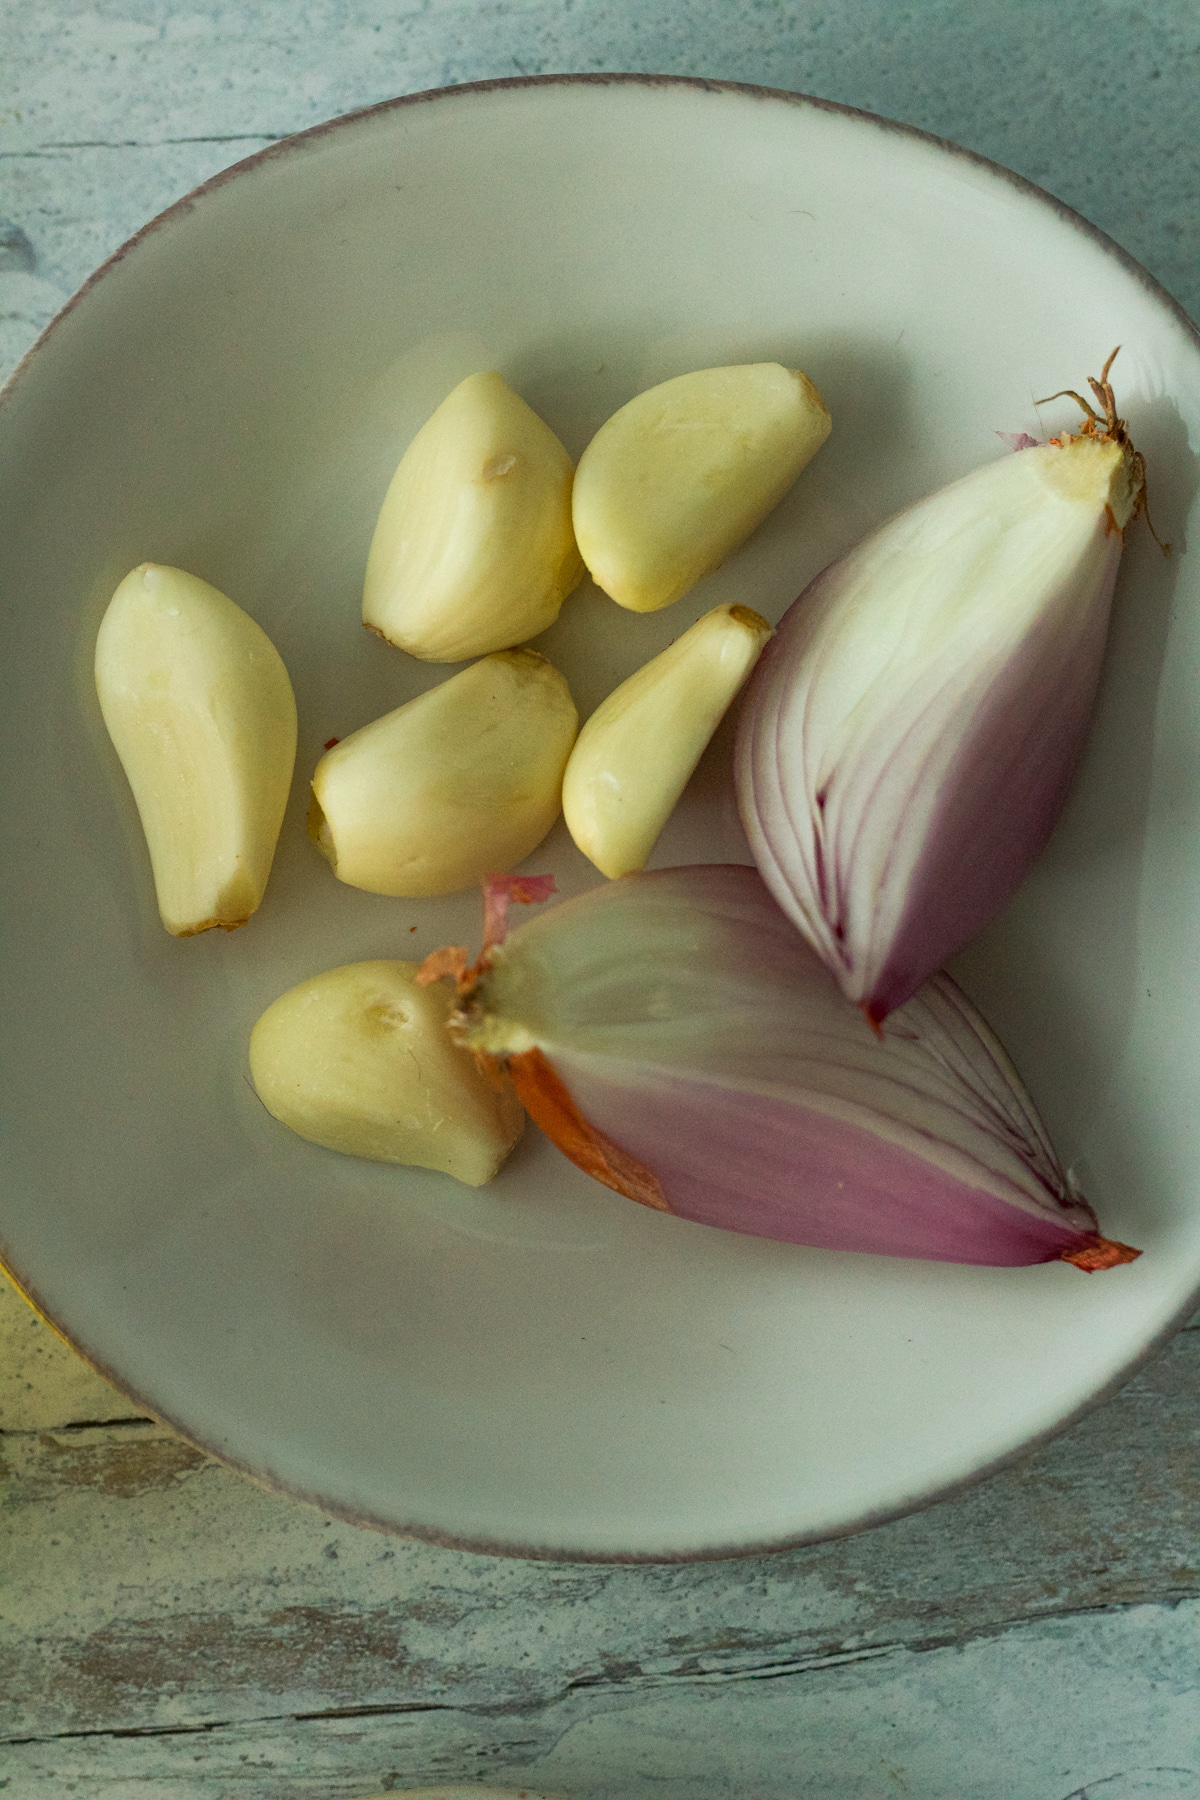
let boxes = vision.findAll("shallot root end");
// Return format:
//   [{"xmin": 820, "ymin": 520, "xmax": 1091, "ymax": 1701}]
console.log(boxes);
[
  {"xmin": 1060, "ymin": 1235, "xmax": 1141, "ymax": 1273},
  {"xmin": 418, "ymin": 874, "xmax": 557, "ymax": 995},
  {"xmin": 1038, "ymin": 348, "xmax": 1169, "ymax": 554},
  {"xmin": 416, "ymin": 945, "xmax": 471, "ymax": 990}
]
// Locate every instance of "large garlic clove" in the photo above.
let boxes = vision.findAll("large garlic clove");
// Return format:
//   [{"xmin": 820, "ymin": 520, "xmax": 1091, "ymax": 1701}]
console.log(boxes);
[
  {"xmin": 362, "ymin": 371, "xmax": 585, "ymax": 661},
  {"xmin": 310, "ymin": 649, "xmax": 578, "ymax": 897},
  {"xmin": 94, "ymin": 563, "xmax": 297, "ymax": 936},
  {"xmin": 562, "ymin": 603, "xmax": 771, "ymax": 878},
  {"xmin": 571, "ymin": 363, "xmax": 831, "ymax": 613},
  {"xmin": 736, "ymin": 383, "xmax": 1147, "ymax": 1023},
  {"xmin": 250, "ymin": 960, "xmax": 524, "ymax": 1183},
  {"xmin": 450, "ymin": 865, "xmax": 1137, "ymax": 1270}
]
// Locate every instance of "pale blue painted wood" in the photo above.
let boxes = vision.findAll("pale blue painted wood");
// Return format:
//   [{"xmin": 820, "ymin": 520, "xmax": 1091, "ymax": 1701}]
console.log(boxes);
[{"xmin": 1, "ymin": 4, "xmax": 1197, "ymax": 1793}]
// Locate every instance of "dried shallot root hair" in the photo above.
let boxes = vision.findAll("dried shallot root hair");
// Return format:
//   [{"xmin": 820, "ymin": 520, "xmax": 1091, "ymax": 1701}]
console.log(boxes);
[{"xmin": 1038, "ymin": 346, "xmax": 1168, "ymax": 551}]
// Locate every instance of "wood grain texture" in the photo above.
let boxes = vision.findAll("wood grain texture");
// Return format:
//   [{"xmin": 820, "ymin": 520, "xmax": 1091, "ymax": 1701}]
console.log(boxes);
[
  {"xmin": 4, "ymin": 1605, "xmax": 1200, "ymax": 1798},
  {"xmin": 5, "ymin": 1295, "xmax": 1199, "ymax": 1744}
]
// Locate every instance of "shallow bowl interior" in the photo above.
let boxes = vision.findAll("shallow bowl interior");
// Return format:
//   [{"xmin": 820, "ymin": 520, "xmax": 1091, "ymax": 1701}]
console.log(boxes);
[{"xmin": 2, "ymin": 76, "xmax": 1199, "ymax": 1559}]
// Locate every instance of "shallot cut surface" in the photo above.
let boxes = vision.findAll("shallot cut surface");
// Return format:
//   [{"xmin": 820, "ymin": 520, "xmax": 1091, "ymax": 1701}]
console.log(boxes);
[{"xmin": 736, "ymin": 357, "xmax": 1149, "ymax": 1021}]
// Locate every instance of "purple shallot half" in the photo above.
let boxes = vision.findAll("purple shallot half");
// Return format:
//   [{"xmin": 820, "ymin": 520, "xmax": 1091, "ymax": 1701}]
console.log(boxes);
[
  {"xmin": 735, "ymin": 351, "xmax": 1161, "ymax": 1023},
  {"xmin": 421, "ymin": 867, "xmax": 1139, "ymax": 1271}
]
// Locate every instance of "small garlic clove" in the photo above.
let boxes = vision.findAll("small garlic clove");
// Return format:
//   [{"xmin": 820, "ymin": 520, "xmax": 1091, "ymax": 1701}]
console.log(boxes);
[
  {"xmin": 562, "ymin": 603, "xmax": 772, "ymax": 877},
  {"xmin": 362, "ymin": 371, "xmax": 585, "ymax": 661},
  {"xmin": 249, "ymin": 960, "xmax": 524, "ymax": 1183},
  {"xmin": 94, "ymin": 563, "xmax": 297, "ymax": 936},
  {"xmin": 571, "ymin": 363, "xmax": 831, "ymax": 613},
  {"xmin": 310, "ymin": 649, "xmax": 578, "ymax": 897}
]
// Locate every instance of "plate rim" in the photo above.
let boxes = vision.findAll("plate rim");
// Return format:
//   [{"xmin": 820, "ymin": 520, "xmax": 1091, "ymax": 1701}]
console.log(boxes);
[
  {"xmin": 3, "ymin": 70, "xmax": 1199, "ymax": 1563},
  {"xmin": 6, "ymin": 1240, "xmax": 1199, "ymax": 1563},
  {"xmin": 3, "ymin": 71, "xmax": 1198, "ymax": 423}
]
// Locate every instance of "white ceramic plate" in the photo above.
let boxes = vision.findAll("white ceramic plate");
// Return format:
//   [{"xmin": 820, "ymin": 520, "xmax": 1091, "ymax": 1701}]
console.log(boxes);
[{"xmin": 2, "ymin": 76, "xmax": 1199, "ymax": 1560}]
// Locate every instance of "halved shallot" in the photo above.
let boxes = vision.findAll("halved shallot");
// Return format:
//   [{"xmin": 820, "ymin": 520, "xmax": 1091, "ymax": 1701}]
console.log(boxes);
[
  {"xmin": 423, "ymin": 865, "xmax": 1138, "ymax": 1270},
  {"xmin": 735, "ymin": 353, "xmax": 1156, "ymax": 1022}
]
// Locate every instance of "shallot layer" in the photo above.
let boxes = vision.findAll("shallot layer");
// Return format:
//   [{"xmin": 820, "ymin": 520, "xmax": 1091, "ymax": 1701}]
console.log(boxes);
[
  {"xmin": 736, "ymin": 399, "xmax": 1145, "ymax": 1022},
  {"xmin": 450, "ymin": 865, "xmax": 1136, "ymax": 1270}
]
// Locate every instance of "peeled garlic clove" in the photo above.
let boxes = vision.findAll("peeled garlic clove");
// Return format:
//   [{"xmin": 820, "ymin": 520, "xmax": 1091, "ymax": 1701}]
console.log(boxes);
[
  {"xmin": 94, "ymin": 563, "xmax": 297, "ymax": 936},
  {"xmin": 362, "ymin": 371, "xmax": 585, "ymax": 661},
  {"xmin": 450, "ymin": 865, "xmax": 1137, "ymax": 1269},
  {"xmin": 250, "ymin": 960, "xmax": 523, "ymax": 1183},
  {"xmin": 571, "ymin": 363, "xmax": 831, "ymax": 613},
  {"xmin": 562, "ymin": 603, "xmax": 772, "ymax": 878},
  {"xmin": 736, "ymin": 359, "xmax": 1149, "ymax": 1023},
  {"xmin": 310, "ymin": 649, "xmax": 578, "ymax": 897}
]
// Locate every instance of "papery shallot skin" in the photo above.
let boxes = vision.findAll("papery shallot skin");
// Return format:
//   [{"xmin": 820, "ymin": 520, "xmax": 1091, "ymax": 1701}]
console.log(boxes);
[
  {"xmin": 735, "ymin": 433, "xmax": 1140, "ymax": 1022},
  {"xmin": 454, "ymin": 865, "xmax": 1134, "ymax": 1269}
]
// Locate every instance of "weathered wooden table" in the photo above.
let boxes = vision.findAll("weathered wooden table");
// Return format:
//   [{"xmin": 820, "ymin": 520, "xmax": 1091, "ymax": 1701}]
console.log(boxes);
[{"xmin": 3, "ymin": 5, "xmax": 1199, "ymax": 1795}]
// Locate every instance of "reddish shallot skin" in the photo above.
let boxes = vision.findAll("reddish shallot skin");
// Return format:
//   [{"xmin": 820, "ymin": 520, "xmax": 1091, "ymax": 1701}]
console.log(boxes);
[
  {"xmin": 450, "ymin": 865, "xmax": 1138, "ymax": 1270},
  {"xmin": 734, "ymin": 422, "xmax": 1143, "ymax": 1023}
]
